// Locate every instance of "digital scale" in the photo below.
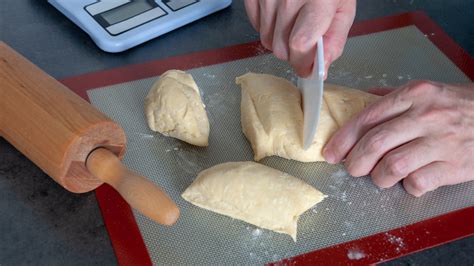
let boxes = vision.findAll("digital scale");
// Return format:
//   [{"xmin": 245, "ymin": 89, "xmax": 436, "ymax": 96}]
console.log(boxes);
[{"xmin": 48, "ymin": 0, "xmax": 232, "ymax": 53}]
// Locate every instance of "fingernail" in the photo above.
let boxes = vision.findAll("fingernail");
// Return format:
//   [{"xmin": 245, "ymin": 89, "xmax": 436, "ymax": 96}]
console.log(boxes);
[{"xmin": 323, "ymin": 148, "xmax": 336, "ymax": 164}]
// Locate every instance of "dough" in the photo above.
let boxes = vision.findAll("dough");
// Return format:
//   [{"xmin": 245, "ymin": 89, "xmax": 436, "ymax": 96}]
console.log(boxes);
[
  {"xmin": 145, "ymin": 70, "xmax": 210, "ymax": 146},
  {"xmin": 236, "ymin": 72, "xmax": 379, "ymax": 162},
  {"xmin": 181, "ymin": 161, "xmax": 326, "ymax": 241}
]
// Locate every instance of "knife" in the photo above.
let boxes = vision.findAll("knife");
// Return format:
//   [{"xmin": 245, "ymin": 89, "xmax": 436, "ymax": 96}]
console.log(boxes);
[{"xmin": 298, "ymin": 37, "xmax": 325, "ymax": 150}]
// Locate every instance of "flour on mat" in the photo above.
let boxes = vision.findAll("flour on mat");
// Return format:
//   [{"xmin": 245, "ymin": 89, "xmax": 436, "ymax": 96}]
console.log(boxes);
[
  {"xmin": 252, "ymin": 228, "xmax": 263, "ymax": 238},
  {"xmin": 347, "ymin": 248, "xmax": 366, "ymax": 260},
  {"xmin": 378, "ymin": 78, "xmax": 389, "ymax": 87},
  {"xmin": 134, "ymin": 132, "xmax": 154, "ymax": 139},
  {"xmin": 176, "ymin": 149, "xmax": 203, "ymax": 175},
  {"xmin": 202, "ymin": 73, "xmax": 216, "ymax": 79},
  {"xmin": 331, "ymin": 169, "xmax": 350, "ymax": 179},
  {"xmin": 385, "ymin": 232, "xmax": 405, "ymax": 251},
  {"xmin": 327, "ymin": 169, "xmax": 352, "ymax": 202},
  {"xmin": 243, "ymin": 225, "xmax": 283, "ymax": 265}
]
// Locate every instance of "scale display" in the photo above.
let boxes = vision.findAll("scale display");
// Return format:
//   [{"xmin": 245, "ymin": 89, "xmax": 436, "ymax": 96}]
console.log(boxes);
[
  {"xmin": 98, "ymin": 1, "xmax": 158, "ymax": 25},
  {"xmin": 49, "ymin": 0, "xmax": 232, "ymax": 52}
]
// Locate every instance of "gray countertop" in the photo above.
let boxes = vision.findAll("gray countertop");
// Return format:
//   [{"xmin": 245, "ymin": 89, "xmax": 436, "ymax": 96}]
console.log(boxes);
[{"xmin": 0, "ymin": 0, "xmax": 472, "ymax": 265}]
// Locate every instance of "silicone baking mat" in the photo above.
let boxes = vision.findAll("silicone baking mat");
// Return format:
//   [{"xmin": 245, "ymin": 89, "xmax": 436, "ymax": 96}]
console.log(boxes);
[{"xmin": 61, "ymin": 12, "xmax": 474, "ymax": 265}]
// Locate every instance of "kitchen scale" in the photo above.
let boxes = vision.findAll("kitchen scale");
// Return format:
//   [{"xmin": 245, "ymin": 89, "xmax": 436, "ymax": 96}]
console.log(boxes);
[{"xmin": 48, "ymin": 0, "xmax": 232, "ymax": 53}]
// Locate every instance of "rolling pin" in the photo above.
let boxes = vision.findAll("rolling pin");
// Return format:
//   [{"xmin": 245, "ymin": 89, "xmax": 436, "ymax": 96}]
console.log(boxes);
[{"xmin": 0, "ymin": 42, "xmax": 179, "ymax": 225}]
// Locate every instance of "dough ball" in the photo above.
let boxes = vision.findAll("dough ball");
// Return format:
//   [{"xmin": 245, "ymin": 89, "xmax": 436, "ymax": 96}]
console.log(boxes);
[
  {"xmin": 235, "ymin": 72, "xmax": 379, "ymax": 162},
  {"xmin": 182, "ymin": 161, "xmax": 326, "ymax": 241},
  {"xmin": 145, "ymin": 70, "xmax": 210, "ymax": 146}
]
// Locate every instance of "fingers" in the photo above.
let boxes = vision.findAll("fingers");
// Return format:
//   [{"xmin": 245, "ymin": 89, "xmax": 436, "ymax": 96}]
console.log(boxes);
[
  {"xmin": 323, "ymin": 87, "xmax": 413, "ymax": 164},
  {"xmin": 289, "ymin": 2, "xmax": 336, "ymax": 77},
  {"xmin": 322, "ymin": 0, "xmax": 356, "ymax": 74},
  {"xmin": 245, "ymin": 1, "xmax": 355, "ymax": 78},
  {"xmin": 272, "ymin": 1, "xmax": 304, "ymax": 61},
  {"xmin": 369, "ymin": 137, "xmax": 442, "ymax": 189},
  {"xmin": 323, "ymin": 80, "xmax": 474, "ymax": 197},
  {"xmin": 258, "ymin": 1, "xmax": 279, "ymax": 50},
  {"xmin": 244, "ymin": 0, "xmax": 260, "ymax": 31},
  {"xmin": 345, "ymin": 114, "xmax": 426, "ymax": 177},
  {"xmin": 403, "ymin": 162, "xmax": 455, "ymax": 197}
]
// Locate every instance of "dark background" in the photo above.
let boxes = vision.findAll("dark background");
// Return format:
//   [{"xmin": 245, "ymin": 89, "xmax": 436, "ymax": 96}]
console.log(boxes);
[{"xmin": 1, "ymin": 0, "xmax": 472, "ymax": 265}]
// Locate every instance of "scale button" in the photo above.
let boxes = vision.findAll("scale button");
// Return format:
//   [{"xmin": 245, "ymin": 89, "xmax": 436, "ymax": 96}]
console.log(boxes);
[
  {"xmin": 86, "ymin": 0, "xmax": 130, "ymax": 16},
  {"xmin": 162, "ymin": 0, "xmax": 199, "ymax": 11}
]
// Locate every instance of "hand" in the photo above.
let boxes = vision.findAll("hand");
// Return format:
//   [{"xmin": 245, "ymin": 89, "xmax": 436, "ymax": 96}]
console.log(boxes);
[
  {"xmin": 244, "ymin": 0, "xmax": 356, "ymax": 77},
  {"xmin": 323, "ymin": 81, "xmax": 474, "ymax": 197}
]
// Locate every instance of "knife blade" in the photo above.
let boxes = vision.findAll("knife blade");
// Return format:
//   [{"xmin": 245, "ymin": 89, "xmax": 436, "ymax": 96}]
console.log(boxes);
[{"xmin": 298, "ymin": 36, "xmax": 325, "ymax": 150}]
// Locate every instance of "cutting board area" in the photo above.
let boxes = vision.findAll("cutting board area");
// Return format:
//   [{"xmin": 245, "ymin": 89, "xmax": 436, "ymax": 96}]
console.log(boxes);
[{"xmin": 60, "ymin": 12, "xmax": 474, "ymax": 265}]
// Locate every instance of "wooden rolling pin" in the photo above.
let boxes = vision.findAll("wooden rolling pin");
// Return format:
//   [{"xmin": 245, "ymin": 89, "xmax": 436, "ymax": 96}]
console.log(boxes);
[{"xmin": 0, "ymin": 42, "xmax": 179, "ymax": 225}]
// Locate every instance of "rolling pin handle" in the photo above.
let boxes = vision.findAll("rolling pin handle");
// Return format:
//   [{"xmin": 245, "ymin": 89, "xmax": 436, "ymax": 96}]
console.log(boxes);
[{"xmin": 86, "ymin": 148, "xmax": 180, "ymax": 226}]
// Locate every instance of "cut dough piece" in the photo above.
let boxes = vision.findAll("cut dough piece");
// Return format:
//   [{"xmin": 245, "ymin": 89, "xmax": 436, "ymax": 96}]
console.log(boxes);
[
  {"xmin": 236, "ymin": 72, "xmax": 379, "ymax": 162},
  {"xmin": 182, "ymin": 161, "xmax": 326, "ymax": 241},
  {"xmin": 145, "ymin": 70, "xmax": 210, "ymax": 146}
]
